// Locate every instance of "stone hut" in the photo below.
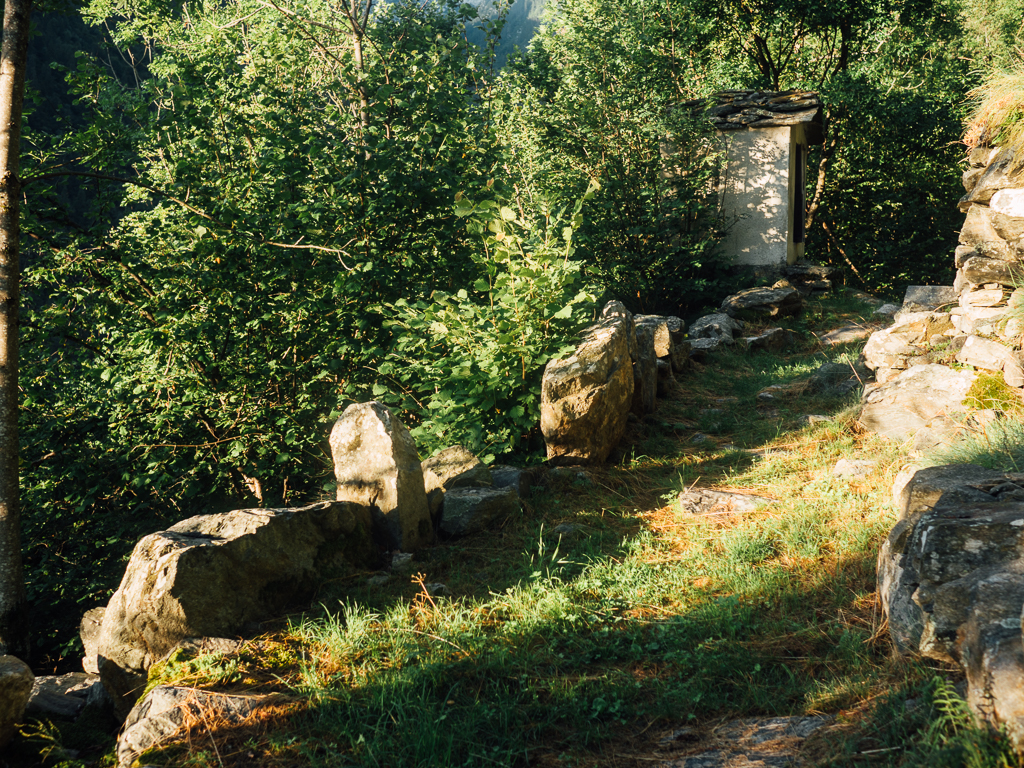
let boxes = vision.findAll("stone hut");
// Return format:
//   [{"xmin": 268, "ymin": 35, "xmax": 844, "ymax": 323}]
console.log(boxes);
[{"xmin": 701, "ymin": 90, "xmax": 824, "ymax": 269}]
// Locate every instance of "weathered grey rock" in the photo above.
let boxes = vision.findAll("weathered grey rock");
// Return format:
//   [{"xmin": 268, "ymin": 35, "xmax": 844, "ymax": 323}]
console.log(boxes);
[
  {"xmin": 490, "ymin": 465, "xmax": 534, "ymax": 498},
  {"xmin": 990, "ymin": 187, "xmax": 1024, "ymax": 218},
  {"xmin": 1006, "ymin": 351, "xmax": 1024, "ymax": 388},
  {"xmin": 678, "ymin": 490, "xmax": 772, "ymax": 515},
  {"xmin": 631, "ymin": 322, "xmax": 658, "ymax": 416},
  {"xmin": 821, "ymin": 324, "xmax": 872, "ymax": 345},
  {"xmin": 953, "ymin": 306, "xmax": 1007, "ymax": 337},
  {"xmin": 964, "ymin": 148, "xmax": 1024, "ymax": 205},
  {"xmin": 879, "ymin": 464, "xmax": 1006, "ymax": 654},
  {"xmin": 601, "ymin": 300, "xmax": 638, "ymax": 360},
  {"xmin": 956, "ymin": 334, "xmax": 1012, "ymax": 372},
  {"xmin": 956, "ymin": 244, "xmax": 981, "ymax": 268},
  {"xmin": 807, "ymin": 361, "xmax": 869, "ymax": 396},
  {"xmin": 959, "ymin": 205, "xmax": 1017, "ymax": 261},
  {"xmin": 541, "ymin": 309, "xmax": 634, "ymax": 465},
  {"xmin": 0, "ymin": 656, "xmax": 33, "ymax": 749},
  {"xmin": 438, "ymin": 486, "xmax": 520, "ymax": 538},
  {"xmin": 635, "ymin": 315, "xmax": 672, "ymax": 358},
  {"xmin": 743, "ymin": 327, "xmax": 795, "ymax": 352},
  {"xmin": 656, "ymin": 358, "xmax": 676, "ymax": 397},
  {"xmin": 689, "ymin": 313, "xmax": 744, "ymax": 340},
  {"xmin": 962, "ymin": 204, "xmax": 1024, "ymax": 254},
  {"xmin": 331, "ymin": 401, "xmax": 433, "ymax": 552},
  {"xmin": 962, "ymin": 256, "xmax": 1022, "ymax": 287},
  {"xmin": 689, "ymin": 336, "xmax": 732, "ymax": 358},
  {"xmin": 659, "ymin": 716, "xmax": 830, "ymax": 768},
  {"xmin": 859, "ymin": 364, "xmax": 976, "ymax": 443},
  {"xmin": 832, "ymin": 459, "xmax": 878, "ymax": 480},
  {"xmin": 118, "ymin": 686, "xmax": 283, "ymax": 768},
  {"xmin": 970, "ymin": 146, "xmax": 1001, "ymax": 169},
  {"xmin": 961, "ymin": 565, "xmax": 1024, "ymax": 748},
  {"xmin": 422, "ymin": 446, "xmax": 490, "ymax": 521},
  {"xmin": 961, "ymin": 286, "xmax": 1010, "ymax": 308},
  {"xmin": 81, "ymin": 607, "xmax": 105, "ymax": 674},
  {"xmin": 1003, "ymin": 316, "xmax": 1024, "ymax": 342},
  {"xmin": 97, "ymin": 501, "xmax": 375, "ymax": 715},
  {"xmin": 862, "ymin": 312, "xmax": 952, "ymax": 382},
  {"xmin": 902, "ymin": 285, "xmax": 957, "ymax": 313},
  {"xmin": 873, "ymin": 303, "xmax": 900, "ymax": 317},
  {"xmin": 26, "ymin": 672, "xmax": 101, "ymax": 720},
  {"xmin": 964, "ymin": 166, "xmax": 985, "ymax": 193},
  {"xmin": 661, "ymin": 316, "xmax": 690, "ymax": 372},
  {"xmin": 721, "ymin": 286, "xmax": 802, "ymax": 319}
]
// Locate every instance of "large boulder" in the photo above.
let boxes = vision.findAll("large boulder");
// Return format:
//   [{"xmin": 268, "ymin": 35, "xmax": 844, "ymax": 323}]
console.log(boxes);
[
  {"xmin": 540, "ymin": 308, "xmax": 635, "ymax": 464},
  {"xmin": 879, "ymin": 464, "xmax": 1005, "ymax": 652},
  {"xmin": 689, "ymin": 313, "xmax": 744, "ymax": 341},
  {"xmin": 878, "ymin": 465, "xmax": 1024, "ymax": 748},
  {"xmin": 720, "ymin": 285, "xmax": 802, "ymax": 319},
  {"xmin": 859, "ymin": 364, "xmax": 975, "ymax": 444},
  {"xmin": 96, "ymin": 501, "xmax": 375, "ymax": 715},
  {"xmin": 26, "ymin": 672, "xmax": 103, "ymax": 720},
  {"xmin": 421, "ymin": 446, "xmax": 491, "ymax": 521},
  {"xmin": 330, "ymin": 401, "xmax": 433, "ymax": 551},
  {"xmin": 0, "ymin": 655, "xmax": 33, "ymax": 749}
]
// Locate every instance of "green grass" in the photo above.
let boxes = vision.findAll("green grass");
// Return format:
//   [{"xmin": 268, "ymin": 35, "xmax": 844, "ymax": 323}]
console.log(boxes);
[{"xmin": 17, "ymin": 290, "xmax": 1016, "ymax": 768}]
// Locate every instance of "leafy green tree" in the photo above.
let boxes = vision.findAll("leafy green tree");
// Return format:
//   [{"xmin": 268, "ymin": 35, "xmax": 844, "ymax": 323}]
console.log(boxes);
[
  {"xmin": 18, "ymin": 0, "xmax": 510, "ymax": 658},
  {"xmin": 496, "ymin": 0, "xmax": 728, "ymax": 315}
]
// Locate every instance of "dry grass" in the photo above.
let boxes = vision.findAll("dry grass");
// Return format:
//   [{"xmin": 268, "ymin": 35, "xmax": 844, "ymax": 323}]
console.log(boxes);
[{"xmin": 965, "ymin": 63, "xmax": 1024, "ymax": 155}]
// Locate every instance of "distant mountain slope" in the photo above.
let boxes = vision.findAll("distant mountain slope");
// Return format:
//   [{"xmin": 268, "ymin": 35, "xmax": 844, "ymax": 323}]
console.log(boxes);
[{"xmin": 464, "ymin": 0, "xmax": 546, "ymax": 66}]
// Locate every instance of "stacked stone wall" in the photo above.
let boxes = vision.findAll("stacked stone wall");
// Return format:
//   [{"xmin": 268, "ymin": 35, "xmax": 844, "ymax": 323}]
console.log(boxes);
[{"xmin": 952, "ymin": 144, "xmax": 1024, "ymax": 385}]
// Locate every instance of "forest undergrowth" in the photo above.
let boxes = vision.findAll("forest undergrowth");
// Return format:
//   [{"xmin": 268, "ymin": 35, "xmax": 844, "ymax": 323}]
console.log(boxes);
[{"xmin": 10, "ymin": 291, "xmax": 1020, "ymax": 768}]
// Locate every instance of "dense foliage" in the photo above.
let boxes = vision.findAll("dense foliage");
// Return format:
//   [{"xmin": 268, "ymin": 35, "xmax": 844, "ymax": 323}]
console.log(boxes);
[
  {"xmin": 495, "ymin": 0, "xmax": 729, "ymax": 314},
  {"xmin": 19, "ymin": 0, "xmax": 590, "ymax": 659}
]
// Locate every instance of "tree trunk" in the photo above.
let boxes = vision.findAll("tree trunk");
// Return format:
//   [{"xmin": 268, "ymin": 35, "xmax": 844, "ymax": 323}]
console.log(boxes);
[{"xmin": 0, "ymin": 0, "xmax": 31, "ymax": 659}]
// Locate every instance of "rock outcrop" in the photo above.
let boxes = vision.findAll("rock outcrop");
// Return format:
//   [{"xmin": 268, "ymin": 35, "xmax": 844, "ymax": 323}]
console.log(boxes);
[
  {"xmin": 879, "ymin": 464, "xmax": 1024, "ymax": 748},
  {"xmin": 331, "ymin": 401, "xmax": 433, "ymax": 551},
  {"xmin": 861, "ymin": 311, "xmax": 954, "ymax": 383},
  {"xmin": 96, "ymin": 501, "xmax": 375, "ymax": 715}
]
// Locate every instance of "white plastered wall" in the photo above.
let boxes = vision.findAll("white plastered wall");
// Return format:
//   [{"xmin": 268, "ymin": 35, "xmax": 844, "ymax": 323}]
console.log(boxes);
[{"xmin": 718, "ymin": 125, "xmax": 807, "ymax": 267}]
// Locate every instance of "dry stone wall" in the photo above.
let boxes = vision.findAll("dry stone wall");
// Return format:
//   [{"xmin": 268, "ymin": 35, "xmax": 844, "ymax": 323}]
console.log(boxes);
[{"xmin": 953, "ymin": 144, "xmax": 1024, "ymax": 383}]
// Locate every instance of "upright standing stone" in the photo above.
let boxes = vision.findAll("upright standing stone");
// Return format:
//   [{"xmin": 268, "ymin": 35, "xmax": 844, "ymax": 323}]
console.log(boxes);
[
  {"xmin": 330, "ymin": 402, "xmax": 433, "ymax": 551},
  {"xmin": 631, "ymin": 322, "xmax": 657, "ymax": 415},
  {"xmin": 541, "ymin": 308, "xmax": 635, "ymax": 464}
]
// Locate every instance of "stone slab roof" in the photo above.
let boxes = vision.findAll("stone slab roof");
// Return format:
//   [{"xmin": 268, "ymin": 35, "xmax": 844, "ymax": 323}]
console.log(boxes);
[{"xmin": 683, "ymin": 89, "xmax": 824, "ymax": 142}]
